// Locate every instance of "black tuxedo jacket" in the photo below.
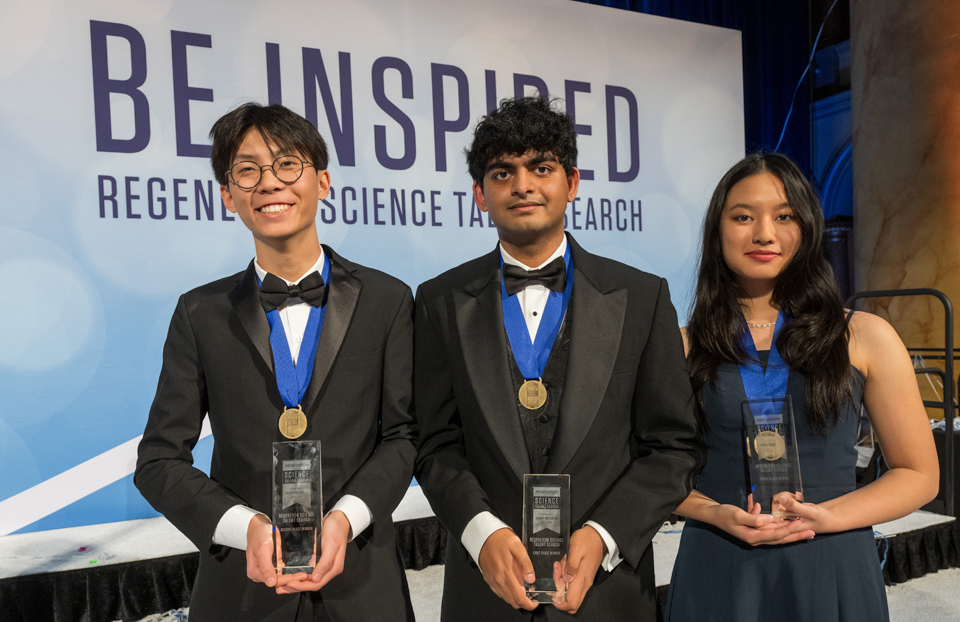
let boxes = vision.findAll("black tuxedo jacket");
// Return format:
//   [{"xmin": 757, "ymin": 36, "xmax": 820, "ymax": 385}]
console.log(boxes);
[
  {"xmin": 135, "ymin": 247, "xmax": 416, "ymax": 622},
  {"xmin": 414, "ymin": 235, "xmax": 702, "ymax": 621}
]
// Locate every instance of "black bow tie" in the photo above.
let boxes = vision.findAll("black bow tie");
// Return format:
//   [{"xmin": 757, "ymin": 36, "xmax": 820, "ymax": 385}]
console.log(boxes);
[
  {"xmin": 502, "ymin": 257, "xmax": 566, "ymax": 296},
  {"xmin": 260, "ymin": 271, "xmax": 326, "ymax": 312}
]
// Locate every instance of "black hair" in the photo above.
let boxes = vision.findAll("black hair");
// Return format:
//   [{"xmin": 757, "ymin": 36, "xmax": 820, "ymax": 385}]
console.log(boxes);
[
  {"xmin": 687, "ymin": 152, "xmax": 851, "ymax": 433},
  {"xmin": 465, "ymin": 96, "xmax": 577, "ymax": 184},
  {"xmin": 209, "ymin": 103, "xmax": 329, "ymax": 186}
]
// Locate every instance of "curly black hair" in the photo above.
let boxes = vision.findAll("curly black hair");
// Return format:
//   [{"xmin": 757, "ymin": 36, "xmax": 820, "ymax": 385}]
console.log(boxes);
[
  {"xmin": 209, "ymin": 102, "xmax": 329, "ymax": 186},
  {"xmin": 465, "ymin": 96, "xmax": 578, "ymax": 184}
]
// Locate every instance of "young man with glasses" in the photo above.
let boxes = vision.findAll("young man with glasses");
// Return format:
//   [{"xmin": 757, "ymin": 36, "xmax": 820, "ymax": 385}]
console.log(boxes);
[{"xmin": 136, "ymin": 103, "xmax": 416, "ymax": 622}]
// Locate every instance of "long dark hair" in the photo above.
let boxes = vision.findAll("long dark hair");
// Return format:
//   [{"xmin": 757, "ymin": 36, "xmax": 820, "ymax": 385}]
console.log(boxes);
[{"xmin": 687, "ymin": 152, "xmax": 850, "ymax": 432}]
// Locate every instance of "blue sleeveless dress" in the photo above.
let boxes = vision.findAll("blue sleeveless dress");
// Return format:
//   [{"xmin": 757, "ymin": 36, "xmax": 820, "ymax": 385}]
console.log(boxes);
[{"xmin": 664, "ymin": 360, "xmax": 889, "ymax": 622}]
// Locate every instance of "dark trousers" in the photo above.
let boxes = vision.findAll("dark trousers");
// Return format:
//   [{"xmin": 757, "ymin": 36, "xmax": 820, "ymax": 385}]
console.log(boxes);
[{"xmin": 295, "ymin": 593, "xmax": 334, "ymax": 622}]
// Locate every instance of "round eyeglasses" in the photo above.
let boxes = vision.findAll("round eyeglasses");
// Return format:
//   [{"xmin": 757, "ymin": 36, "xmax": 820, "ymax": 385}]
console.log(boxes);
[{"xmin": 228, "ymin": 155, "xmax": 315, "ymax": 189}]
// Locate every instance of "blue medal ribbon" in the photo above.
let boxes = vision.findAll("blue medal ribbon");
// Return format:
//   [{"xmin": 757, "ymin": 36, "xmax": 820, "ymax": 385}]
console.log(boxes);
[
  {"xmin": 257, "ymin": 257, "xmax": 330, "ymax": 408},
  {"xmin": 738, "ymin": 309, "xmax": 789, "ymax": 414},
  {"xmin": 500, "ymin": 246, "xmax": 573, "ymax": 380}
]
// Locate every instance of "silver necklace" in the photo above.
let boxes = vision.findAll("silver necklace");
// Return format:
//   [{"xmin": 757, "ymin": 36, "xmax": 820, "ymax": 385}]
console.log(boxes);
[{"xmin": 747, "ymin": 321, "xmax": 776, "ymax": 328}]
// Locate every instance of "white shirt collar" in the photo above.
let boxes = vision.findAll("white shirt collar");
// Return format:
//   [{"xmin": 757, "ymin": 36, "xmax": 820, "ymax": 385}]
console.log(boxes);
[
  {"xmin": 253, "ymin": 247, "xmax": 327, "ymax": 285},
  {"xmin": 499, "ymin": 235, "xmax": 567, "ymax": 270}
]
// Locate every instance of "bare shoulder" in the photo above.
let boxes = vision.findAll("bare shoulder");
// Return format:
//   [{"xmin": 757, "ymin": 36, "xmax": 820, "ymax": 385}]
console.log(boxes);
[
  {"xmin": 680, "ymin": 326, "xmax": 690, "ymax": 357},
  {"xmin": 846, "ymin": 310, "xmax": 909, "ymax": 377},
  {"xmin": 847, "ymin": 310, "xmax": 902, "ymax": 346}
]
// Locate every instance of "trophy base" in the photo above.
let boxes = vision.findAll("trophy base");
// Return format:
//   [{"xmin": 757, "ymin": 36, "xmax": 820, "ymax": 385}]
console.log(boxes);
[
  {"xmin": 280, "ymin": 564, "xmax": 315, "ymax": 575},
  {"xmin": 525, "ymin": 580, "xmax": 566, "ymax": 605},
  {"xmin": 771, "ymin": 491, "xmax": 804, "ymax": 521},
  {"xmin": 526, "ymin": 591, "xmax": 566, "ymax": 605}
]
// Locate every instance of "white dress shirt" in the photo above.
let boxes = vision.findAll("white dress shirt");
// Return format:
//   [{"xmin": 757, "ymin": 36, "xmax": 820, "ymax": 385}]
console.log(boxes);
[
  {"xmin": 459, "ymin": 236, "xmax": 624, "ymax": 573},
  {"xmin": 212, "ymin": 250, "xmax": 373, "ymax": 550}
]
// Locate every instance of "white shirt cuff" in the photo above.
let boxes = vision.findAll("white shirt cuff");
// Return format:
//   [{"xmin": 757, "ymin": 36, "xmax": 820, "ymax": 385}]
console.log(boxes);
[
  {"xmin": 213, "ymin": 505, "xmax": 263, "ymax": 550},
  {"xmin": 584, "ymin": 520, "xmax": 624, "ymax": 572},
  {"xmin": 329, "ymin": 494, "xmax": 372, "ymax": 542},
  {"xmin": 462, "ymin": 511, "xmax": 511, "ymax": 566}
]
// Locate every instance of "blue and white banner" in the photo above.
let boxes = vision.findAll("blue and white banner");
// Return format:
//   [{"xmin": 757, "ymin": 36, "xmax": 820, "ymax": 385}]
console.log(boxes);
[{"xmin": 0, "ymin": 0, "xmax": 743, "ymax": 534}]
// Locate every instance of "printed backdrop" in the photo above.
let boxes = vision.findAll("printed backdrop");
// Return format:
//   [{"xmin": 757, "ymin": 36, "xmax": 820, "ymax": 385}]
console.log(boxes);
[{"xmin": 0, "ymin": 0, "xmax": 744, "ymax": 534}]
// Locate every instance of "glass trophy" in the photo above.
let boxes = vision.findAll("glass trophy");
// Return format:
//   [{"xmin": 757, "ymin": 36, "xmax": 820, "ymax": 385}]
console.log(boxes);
[
  {"xmin": 272, "ymin": 441, "xmax": 322, "ymax": 574},
  {"xmin": 522, "ymin": 474, "xmax": 570, "ymax": 604},
  {"xmin": 742, "ymin": 396, "xmax": 803, "ymax": 519}
]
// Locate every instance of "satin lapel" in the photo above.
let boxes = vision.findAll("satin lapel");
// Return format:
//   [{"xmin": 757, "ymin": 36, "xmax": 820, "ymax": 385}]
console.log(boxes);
[
  {"xmin": 455, "ymin": 255, "xmax": 532, "ymax": 481},
  {"xmin": 546, "ymin": 259, "xmax": 627, "ymax": 474},
  {"xmin": 229, "ymin": 261, "xmax": 273, "ymax": 374},
  {"xmin": 302, "ymin": 251, "xmax": 361, "ymax": 413}
]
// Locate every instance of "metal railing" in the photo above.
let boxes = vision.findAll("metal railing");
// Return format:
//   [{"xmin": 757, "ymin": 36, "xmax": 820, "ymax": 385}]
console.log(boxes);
[{"xmin": 845, "ymin": 288, "xmax": 954, "ymax": 517}]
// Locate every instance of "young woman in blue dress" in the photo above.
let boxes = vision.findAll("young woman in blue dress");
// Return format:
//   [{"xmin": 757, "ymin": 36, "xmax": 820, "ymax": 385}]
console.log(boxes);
[{"xmin": 664, "ymin": 153, "xmax": 939, "ymax": 621}]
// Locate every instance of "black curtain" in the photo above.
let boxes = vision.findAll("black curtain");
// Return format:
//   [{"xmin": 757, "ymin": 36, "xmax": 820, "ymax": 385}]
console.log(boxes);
[{"xmin": 573, "ymin": 0, "xmax": 812, "ymax": 177}]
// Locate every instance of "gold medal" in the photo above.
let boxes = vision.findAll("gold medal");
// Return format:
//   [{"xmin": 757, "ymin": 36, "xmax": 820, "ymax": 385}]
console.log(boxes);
[
  {"xmin": 279, "ymin": 406, "xmax": 308, "ymax": 439},
  {"xmin": 754, "ymin": 430, "xmax": 786, "ymax": 461},
  {"xmin": 518, "ymin": 379, "xmax": 548, "ymax": 410}
]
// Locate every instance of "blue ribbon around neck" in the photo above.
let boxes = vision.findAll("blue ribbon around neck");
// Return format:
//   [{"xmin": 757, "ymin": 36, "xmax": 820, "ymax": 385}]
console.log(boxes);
[
  {"xmin": 500, "ymin": 246, "xmax": 573, "ymax": 380},
  {"xmin": 738, "ymin": 309, "xmax": 789, "ymax": 414},
  {"xmin": 257, "ymin": 256, "xmax": 330, "ymax": 408}
]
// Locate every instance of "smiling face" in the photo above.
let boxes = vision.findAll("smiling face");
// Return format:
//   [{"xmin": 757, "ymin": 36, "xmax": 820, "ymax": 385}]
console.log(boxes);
[
  {"xmin": 474, "ymin": 150, "xmax": 579, "ymax": 253},
  {"xmin": 220, "ymin": 128, "xmax": 330, "ymax": 252},
  {"xmin": 720, "ymin": 171, "xmax": 801, "ymax": 291}
]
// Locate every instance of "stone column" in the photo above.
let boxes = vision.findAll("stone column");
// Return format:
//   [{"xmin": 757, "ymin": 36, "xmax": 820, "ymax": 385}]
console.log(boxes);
[{"xmin": 851, "ymin": 0, "xmax": 960, "ymax": 413}]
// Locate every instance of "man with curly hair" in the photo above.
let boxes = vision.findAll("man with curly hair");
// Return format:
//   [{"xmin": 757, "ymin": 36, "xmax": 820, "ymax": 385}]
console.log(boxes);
[{"xmin": 414, "ymin": 96, "xmax": 702, "ymax": 621}]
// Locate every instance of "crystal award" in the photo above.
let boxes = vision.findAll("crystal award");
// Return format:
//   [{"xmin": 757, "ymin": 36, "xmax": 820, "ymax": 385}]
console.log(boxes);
[
  {"xmin": 742, "ymin": 396, "xmax": 804, "ymax": 519},
  {"xmin": 272, "ymin": 440, "xmax": 322, "ymax": 574},
  {"xmin": 522, "ymin": 474, "xmax": 570, "ymax": 604}
]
